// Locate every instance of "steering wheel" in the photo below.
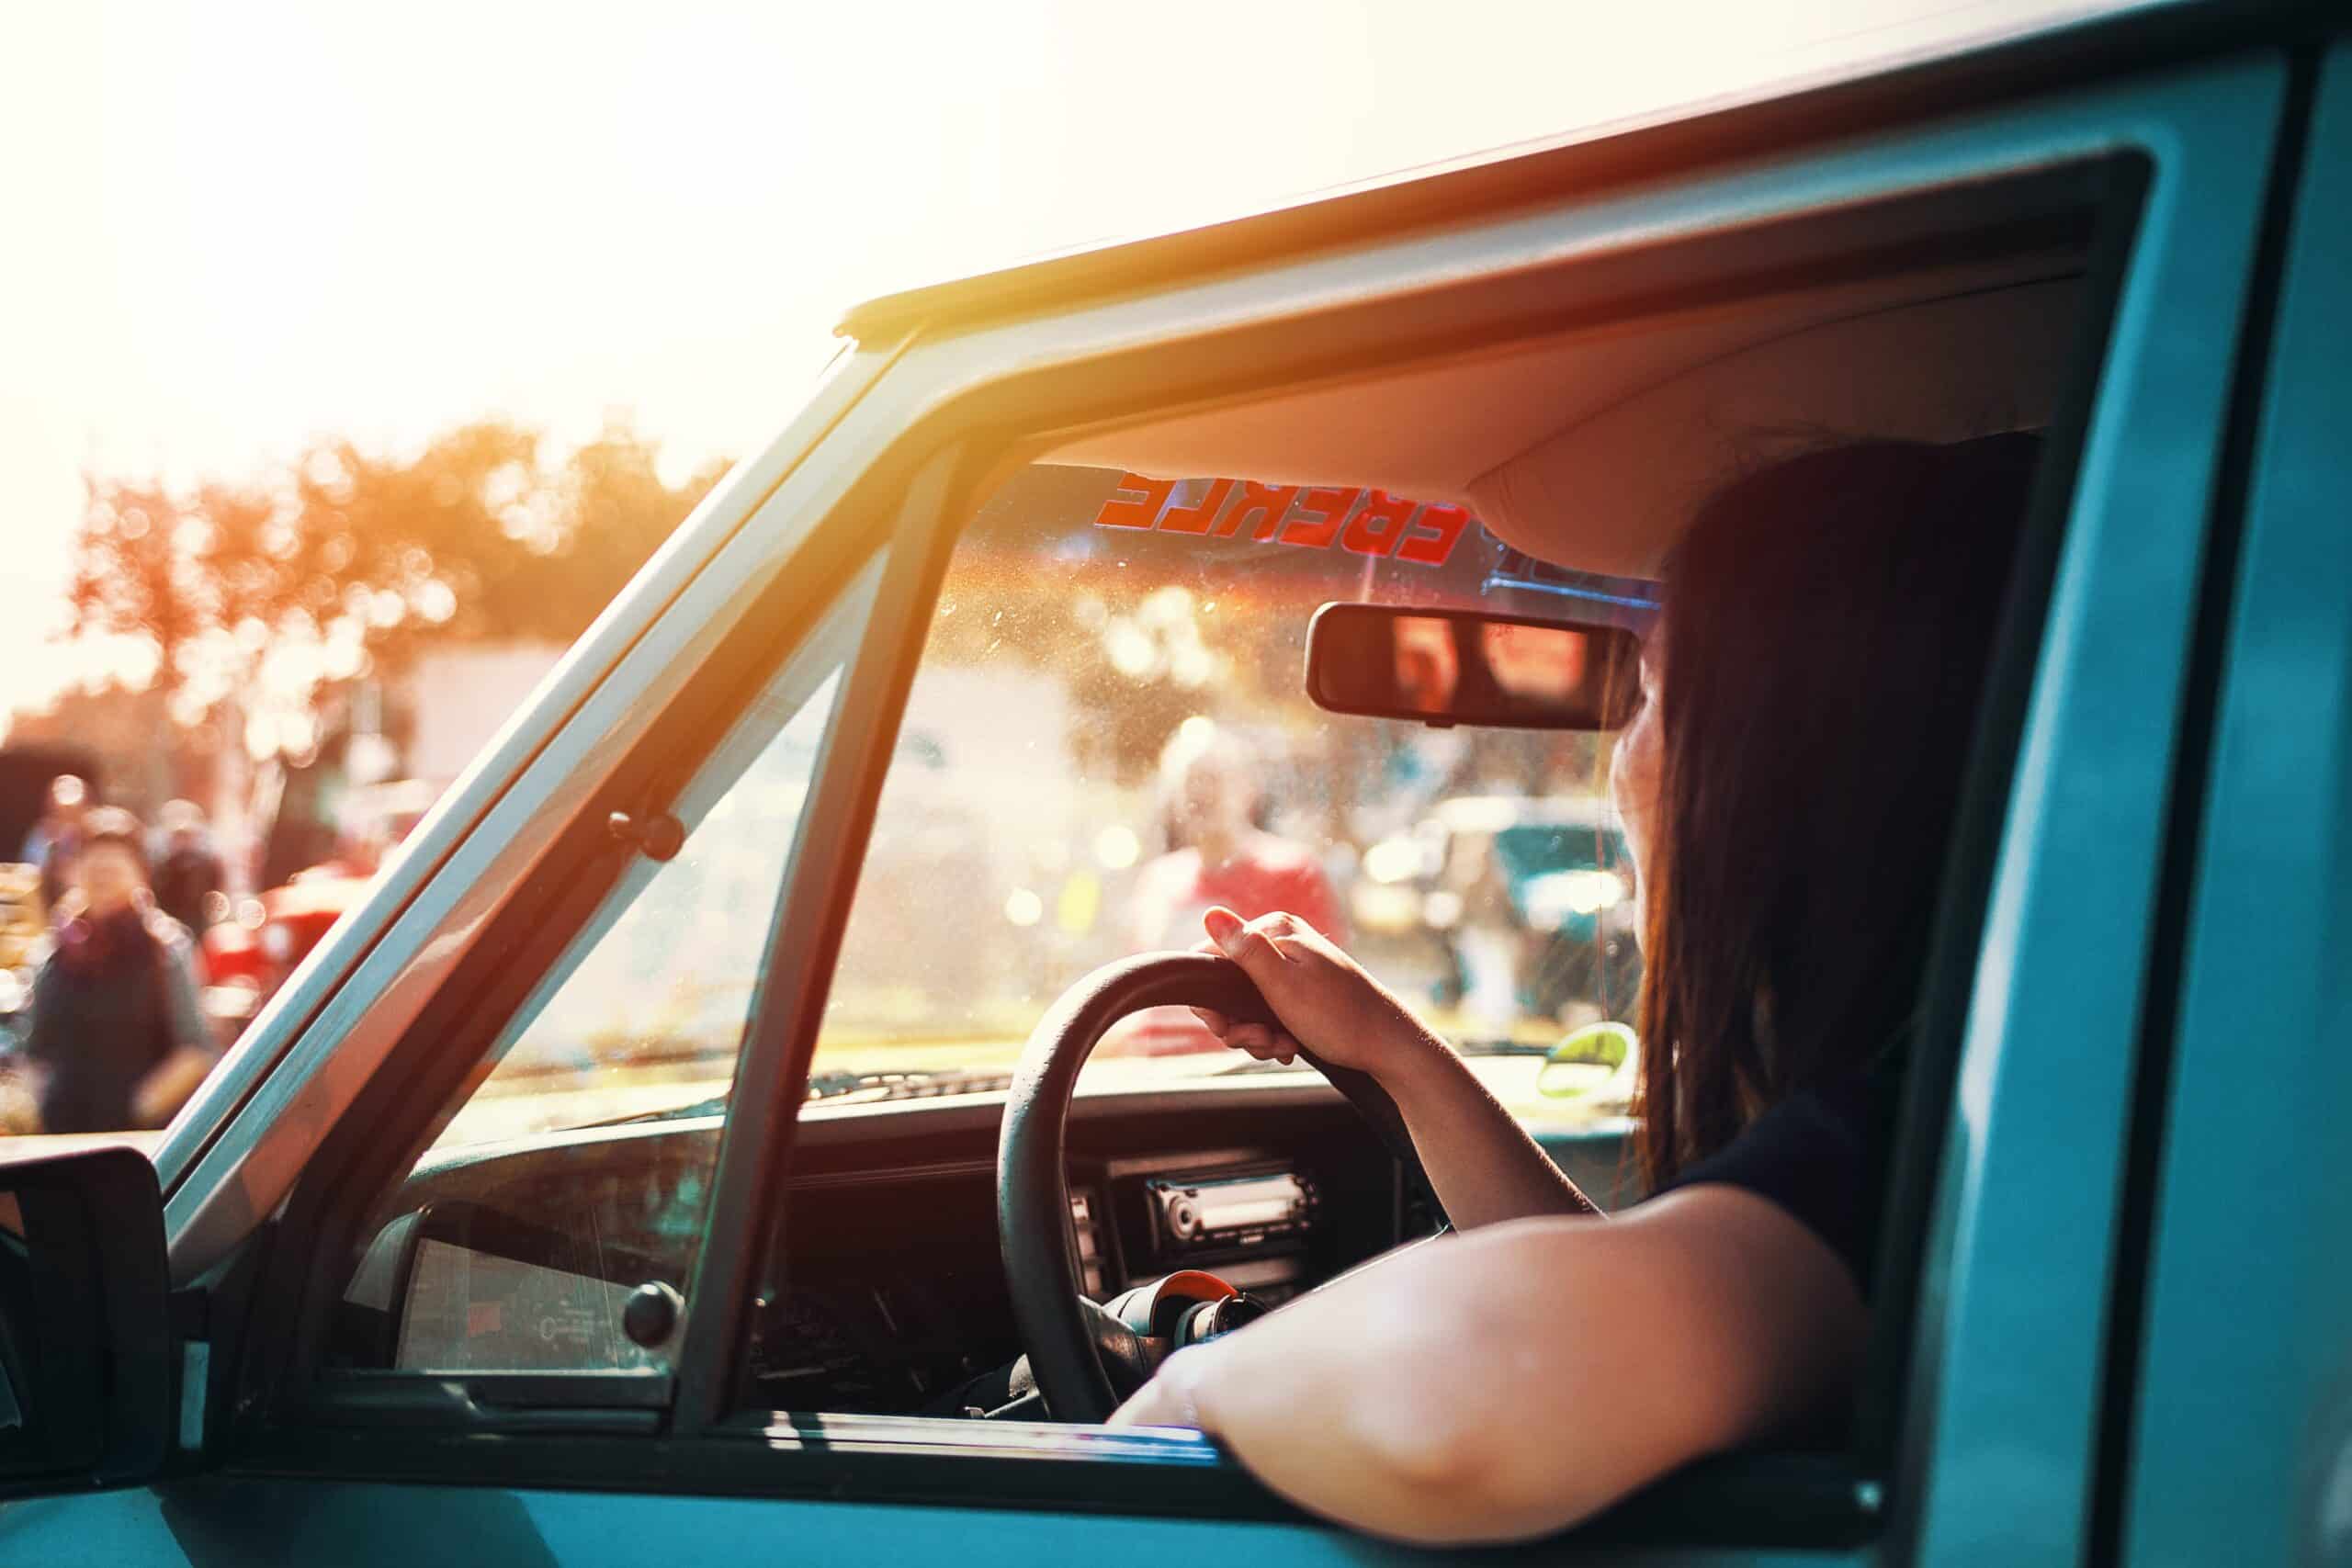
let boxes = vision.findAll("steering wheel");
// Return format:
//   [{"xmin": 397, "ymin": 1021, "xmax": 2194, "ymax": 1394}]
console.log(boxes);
[{"xmin": 996, "ymin": 951, "xmax": 1430, "ymax": 1423}]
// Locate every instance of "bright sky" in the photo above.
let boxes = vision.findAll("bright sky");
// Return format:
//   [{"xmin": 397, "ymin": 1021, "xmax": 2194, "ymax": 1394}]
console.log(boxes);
[{"xmin": 1, "ymin": 0, "xmax": 2113, "ymax": 719}]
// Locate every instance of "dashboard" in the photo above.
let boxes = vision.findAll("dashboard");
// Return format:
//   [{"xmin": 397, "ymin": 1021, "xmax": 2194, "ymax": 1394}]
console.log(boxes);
[{"xmin": 338, "ymin": 1082, "xmax": 1435, "ymax": 1416}]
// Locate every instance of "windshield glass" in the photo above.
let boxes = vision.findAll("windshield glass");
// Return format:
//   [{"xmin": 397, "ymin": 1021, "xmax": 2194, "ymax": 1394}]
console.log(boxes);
[{"xmin": 819, "ymin": 466, "xmax": 1651, "ymax": 1128}]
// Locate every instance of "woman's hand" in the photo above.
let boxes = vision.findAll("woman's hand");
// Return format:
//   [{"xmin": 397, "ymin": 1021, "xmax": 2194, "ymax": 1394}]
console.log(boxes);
[
  {"xmin": 1193, "ymin": 904, "xmax": 1604, "ymax": 1229},
  {"xmin": 1190, "ymin": 906, "xmax": 1441, "ymax": 1083}
]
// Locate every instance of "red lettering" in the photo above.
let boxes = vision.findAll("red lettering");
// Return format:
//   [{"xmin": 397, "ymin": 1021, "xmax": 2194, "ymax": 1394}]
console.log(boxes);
[
  {"xmin": 1216, "ymin": 481, "xmax": 1299, "ymax": 541},
  {"xmin": 1094, "ymin": 472, "xmax": 1176, "ymax": 529},
  {"xmin": 1395, "ymin": 502, "xmax": 1473, "ymax": 566},
  {"xmin": 1156, "ymin": 477, "xmax": 1234, "ymax": 535},
  {"xmin": 1277, "ymin": 487, "xmax": 1362, "ymax": 549},
  {"xmin": 1340, "ymin": 490, "xmax": 1416, "ymax": 558}
]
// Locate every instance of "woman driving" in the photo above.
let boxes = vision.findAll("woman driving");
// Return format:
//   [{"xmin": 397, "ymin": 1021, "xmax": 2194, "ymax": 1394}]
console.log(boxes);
[{"xmin": 1108, "ymin": 434, "xmax": 2041, "ymax": 1544}]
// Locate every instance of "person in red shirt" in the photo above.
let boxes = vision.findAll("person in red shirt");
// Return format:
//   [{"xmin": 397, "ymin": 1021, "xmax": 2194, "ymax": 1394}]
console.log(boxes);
[{"xmin": 1113, "ymin": 728, "xmax": 1344, "ymax": 1055}]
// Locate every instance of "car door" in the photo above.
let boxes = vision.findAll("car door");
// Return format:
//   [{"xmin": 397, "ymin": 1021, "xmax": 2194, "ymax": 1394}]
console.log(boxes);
[
  {"xmin": 0, "ymin": 21, "xmax": 2301, "ymax": 1568},
  {"xmin": 681, "ymin": 48, "xmax": 2285, "ymax": 1567},
  {"xmin": 2109, "ymin": 37, "xmax": 2352, "ymax": 1568}
]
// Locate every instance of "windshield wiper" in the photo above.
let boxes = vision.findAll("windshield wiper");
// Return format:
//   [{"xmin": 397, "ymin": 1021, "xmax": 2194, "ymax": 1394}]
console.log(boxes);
[
  {"xmin": 590, "ymin": 1093, "xmax": 729, "ymax": 1127},
  {"xmin": 804, "ymin": 1066, "xmax": 1016, "ymax": 1103},
  {"xmin": 586, "ymin": 1065, "xmax": 1018, "ymax": 1129}
]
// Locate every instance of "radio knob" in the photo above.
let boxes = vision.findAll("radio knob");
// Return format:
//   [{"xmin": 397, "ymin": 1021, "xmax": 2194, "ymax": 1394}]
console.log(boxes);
[{"xmin": 1169, "ymin": 1199, "xmax": 1201, "ymax": 1239}]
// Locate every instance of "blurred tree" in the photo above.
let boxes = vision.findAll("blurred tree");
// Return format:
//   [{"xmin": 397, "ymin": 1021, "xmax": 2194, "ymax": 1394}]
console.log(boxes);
[
  {"xmin": 535, "ymin": 422, "xmax": 731, "ymax": 639},
  {"xmin": 64, "ymin": 478, "xmax": 207, "ymax": 705},
  {"xmin": 60, "ymin": 417, "xmax": 727, "ymax": 750}
]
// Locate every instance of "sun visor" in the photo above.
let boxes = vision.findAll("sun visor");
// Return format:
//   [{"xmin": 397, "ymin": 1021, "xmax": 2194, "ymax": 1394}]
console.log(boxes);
[{"xmin": 1464, "ymin": 278, "xmax": 2080, "ymax": 577}]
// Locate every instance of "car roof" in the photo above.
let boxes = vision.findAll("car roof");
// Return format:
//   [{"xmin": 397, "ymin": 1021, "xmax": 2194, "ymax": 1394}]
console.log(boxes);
[{"xmin": 833, "ymin": 0, "xmax": 2288, "ymax": 344}]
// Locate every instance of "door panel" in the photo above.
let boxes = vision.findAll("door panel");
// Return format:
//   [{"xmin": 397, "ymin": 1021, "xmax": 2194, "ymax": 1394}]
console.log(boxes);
[
  {"xmin": 2116, "ymin": 41, "xmax": 2352, "ymax": 1568},
  {"xmin": 0, "ymin": 1478, "xmax": 1851, "ymax": 1567},
  {"xmin": 1883, "ymin": 55, "xmax": 2282, "ymax": 1568}
]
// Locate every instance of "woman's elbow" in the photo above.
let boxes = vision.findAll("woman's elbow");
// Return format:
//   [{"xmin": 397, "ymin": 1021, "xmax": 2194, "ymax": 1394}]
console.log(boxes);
[
  {"xmin": 1323, "ymin": 1415, "xmax": 1631, "ymax": 1547},
  {"xmin": 1317, "ymin": 1325, "xmax": 1622, "ymax": 1543},
  {"xmin": 1327, "ymin": 1294, "xmax": 1751, "ymax": 1540}
]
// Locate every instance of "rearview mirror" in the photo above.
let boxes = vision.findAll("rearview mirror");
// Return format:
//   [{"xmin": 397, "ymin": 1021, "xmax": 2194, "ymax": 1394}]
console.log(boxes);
[
  {"xmin": 1306, "ymin": 604, "xmax": 1641, "ymax": 730},
  {"xmin": 0, "ymin": 1145, "xmax": 174, "ymax": 1494}
]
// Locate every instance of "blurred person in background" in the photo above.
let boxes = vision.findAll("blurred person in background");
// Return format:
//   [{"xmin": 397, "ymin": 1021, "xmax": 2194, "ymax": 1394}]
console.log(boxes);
[
  {"xmin": 152, "ymin": 799, "xmax": 226, "ymax": 934},
  {"xmin": 1443, "ymin": 835, "xmax": 1527, "ymax": 1035},
  {"xmin": 1114, "ymin": 726, "xmax": 1344, "ymax": 1056},
  {"xmin": 24, "ymin": 773, "xmax": 90, "ymax": 914},
  {"xmin": 21, "ymin": 808, "xmax": 217, "ymax": 1134},
  {"xmin": 1131, "ymin": 725, "xmax": 1345, "ymax": 950}
]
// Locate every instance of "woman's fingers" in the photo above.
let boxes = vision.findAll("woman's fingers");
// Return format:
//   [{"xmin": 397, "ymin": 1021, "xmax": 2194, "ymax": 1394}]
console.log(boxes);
[
  {"xmin": 1190, "ymin": 1006, "xmax": 1228, "ymax": 1033},
  {"xmin": 1227, "ymin": 1023, "xmax": 1276, "ymax": 1053},
  {"xmin": 1220, "ymin": 1023, "xmax": 1300, "ymax": 1063}
]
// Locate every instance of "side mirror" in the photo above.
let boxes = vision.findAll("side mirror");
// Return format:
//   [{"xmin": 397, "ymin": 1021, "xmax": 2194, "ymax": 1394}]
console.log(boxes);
[
  {"xmin": 0, "ymin": 1145, "xmax": 174, "ymax": 1492},
  {"xmin": 1306, "ymin": 603, "xmax": 1641, "ymax": 731}
]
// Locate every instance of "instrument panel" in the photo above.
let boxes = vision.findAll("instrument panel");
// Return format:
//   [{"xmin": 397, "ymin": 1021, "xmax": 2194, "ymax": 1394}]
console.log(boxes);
[{"xmin": 356, "ymin": 1089, "xmax": 1411, "ymax": 1413}]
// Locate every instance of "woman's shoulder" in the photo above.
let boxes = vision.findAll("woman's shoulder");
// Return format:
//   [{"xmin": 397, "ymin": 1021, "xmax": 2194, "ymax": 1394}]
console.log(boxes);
[{"xmin": 1654, "ymin": 1066, "xmax": 1904, "ymax": 1298}]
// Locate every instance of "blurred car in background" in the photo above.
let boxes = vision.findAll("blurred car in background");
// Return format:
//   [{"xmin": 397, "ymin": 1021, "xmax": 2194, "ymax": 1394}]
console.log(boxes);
[
  {"xmin": 1351, "ymin": 794, "xmax": 1640, "ymax": 1031},
  {"xmin": 201, "ymin": 778, "xmax": 442, "ymax": 1026}
]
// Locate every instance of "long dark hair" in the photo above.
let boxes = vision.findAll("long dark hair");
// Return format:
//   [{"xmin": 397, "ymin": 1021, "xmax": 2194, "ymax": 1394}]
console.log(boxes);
[{"xmin": 1633, "ymin": 434, "xmax": 2039, "ymax": 1189}]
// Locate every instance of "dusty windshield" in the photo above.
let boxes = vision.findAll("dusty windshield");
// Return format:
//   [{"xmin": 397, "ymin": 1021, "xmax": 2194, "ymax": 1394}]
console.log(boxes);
[{"xmin": 818, "ymin": 466, "xmax": 1653, "ymax": 1129}]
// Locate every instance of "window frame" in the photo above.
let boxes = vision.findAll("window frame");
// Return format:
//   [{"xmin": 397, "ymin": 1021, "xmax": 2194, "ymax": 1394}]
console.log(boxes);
[
  {"xmin": 689, "ymin": 72, "xmax": 2275, "ymax": 1550},
  {"xmin": 225, "ymin": 551, "xmax": 902, "ymax": 1429},
  {"xmin": 676, "ymin": 103, "xmax": 2204, "ymax": 1540},
  {"xmin": 2105, "ymin": 39, "xmax": 2346, "ymax": 1567},
  {"xmin": 217, "ymin": 46, "xmax": 2287, "ymax": 1561}
]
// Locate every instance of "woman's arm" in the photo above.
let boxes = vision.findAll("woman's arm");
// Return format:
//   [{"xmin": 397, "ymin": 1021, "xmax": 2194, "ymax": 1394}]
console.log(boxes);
[
  {"xmin": 1110, "ymin": 1184, "xmax": 1866, "ymax": 1545},
  {"xmin": 1196, "ymin": 908, "xmax": 1596, "ymax": 1227},
  {"xmin": 131, "ymin": 923, "xmax": 219, "ymax": 1129},
  {"xmin": 1381, "ymin": 1021, "xmax": 1604, "ymax": 1224},
  {"xmin": 156, "ymin": 925, "xmax": 214, "ymax": 1054}
]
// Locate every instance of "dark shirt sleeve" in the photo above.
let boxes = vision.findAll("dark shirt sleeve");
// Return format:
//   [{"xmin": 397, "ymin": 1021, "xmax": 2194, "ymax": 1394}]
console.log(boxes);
[
  {"xmin": 20, "ymin": 959, "xmax": 62, "ymax": 1066},
  {"xmin": 153, "ymin": 923, "xmax": 213, "ymax": 1055},
  {"xmin": 1653, "ymin": 1069, "xmax": 1898, "ymax": 1299}
]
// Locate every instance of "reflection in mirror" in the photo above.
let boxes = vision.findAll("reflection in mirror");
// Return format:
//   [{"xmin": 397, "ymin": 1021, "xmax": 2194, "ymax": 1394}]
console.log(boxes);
[
  {"xmin": 379, "ymin": 1201, "xmax": 673, "ymax": 1373},
  {"xmin": 1307, "ymin": 604, "xmax": 1640, "ymax": 731}
]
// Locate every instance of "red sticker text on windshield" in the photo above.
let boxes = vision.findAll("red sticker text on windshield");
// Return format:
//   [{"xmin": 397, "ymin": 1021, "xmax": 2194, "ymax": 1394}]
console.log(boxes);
[{"xmin": 1094, "ymin": 474, "xmax": 1473, "ymax": 567}]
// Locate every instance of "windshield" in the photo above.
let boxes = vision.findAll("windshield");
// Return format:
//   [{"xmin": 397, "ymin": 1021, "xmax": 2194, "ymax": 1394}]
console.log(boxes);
[{"xmin": 817, "ymin": 466, "xmax": 1648, "ymax": 1128}]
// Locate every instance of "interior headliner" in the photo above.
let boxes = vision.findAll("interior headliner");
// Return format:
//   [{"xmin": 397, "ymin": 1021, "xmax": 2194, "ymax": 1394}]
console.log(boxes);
[{"xmin": 1045, "ymin": 253, "xmax": 2083, "ymax": 576}]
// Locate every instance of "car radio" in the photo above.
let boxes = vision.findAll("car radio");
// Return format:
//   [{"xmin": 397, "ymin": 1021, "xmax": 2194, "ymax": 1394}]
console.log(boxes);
[{"xmin": 1146, "ymin": 1169, "xmax": 1317, "ymax": 1252}]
